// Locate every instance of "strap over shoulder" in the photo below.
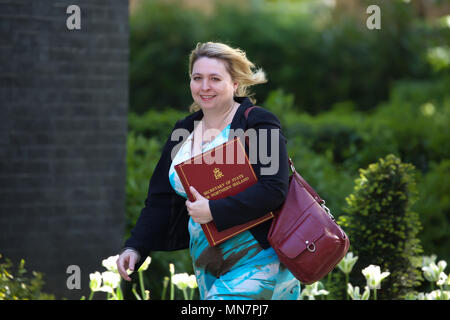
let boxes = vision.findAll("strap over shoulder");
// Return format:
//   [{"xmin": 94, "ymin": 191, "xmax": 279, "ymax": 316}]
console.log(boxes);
[
  {"xmin": 244, "ymin": 105, "xmax": 259, "ymax": 120},
  {"xmin": 244, "ymin": 105, "xmax": 324, "ymax": 205}
]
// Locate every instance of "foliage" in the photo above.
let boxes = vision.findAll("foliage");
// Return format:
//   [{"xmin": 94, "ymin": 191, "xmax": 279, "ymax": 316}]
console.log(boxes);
[
  {"xmin": 337, "ymin": 252, "xmax": 358, "ymax": 300},
  {"xmin": 360, "ymin": 77, "xmax": 450, "ymax": 173},
  {"xmin": 88, "ymin": 253, "xmax": 449, "ymax": 300},
  {"xmin": 128, "ymin": 109, "xmax": 189, "ymax": 141},
  {"xmin": 129, "ymin": 1, "xmax": 204, "ymax": 114},
  {"xmin": 271, "ymin": 75, "xmax": 450, "ymax": 173},
  {"xmin": 0, "ymin": 254, "xmax": 54, "ymax": 300},
  {"xmin": 129, "ymin": 0, "xmax": 442, "ymax": 114},
  {"xmin": 413, "ymin": 160, "xmax": 450, "ymax": 262},
  {"xmin": 337, "ymin": 252, "xmax": 449, "ymax": 300},
  {"xmin": 338, "ymin": 154, "xmax": 424, "ymax": 299},
  {"xmin": 125, "ymin": 133, "xmax": 162, "ymax": 239},
  {"xmin": 299, "ymin": 281, "xmax": 329, "ymax": 300},
  {"xmin": 85, "ymin": 255, "xmax": 197, "ymax": 301}
]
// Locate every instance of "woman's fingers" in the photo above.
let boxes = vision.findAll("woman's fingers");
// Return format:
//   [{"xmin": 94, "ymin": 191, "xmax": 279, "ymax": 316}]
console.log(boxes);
[
  {"xmin": 116, "ymin": 255, "xmax": 130, "ymax": 281},
  {"xmin": 128, "ymin": 253, "xmax": 136, "ymax": 272},
  {"xmin": 116, "ymin": 253, "xmax": 133, "ymax": 282}
]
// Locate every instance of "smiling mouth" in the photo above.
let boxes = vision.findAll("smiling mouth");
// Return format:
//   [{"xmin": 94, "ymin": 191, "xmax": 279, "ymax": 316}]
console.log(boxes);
[{"xmin": 200, "ymin": 95, "xmax": 216, "ymax": 101}]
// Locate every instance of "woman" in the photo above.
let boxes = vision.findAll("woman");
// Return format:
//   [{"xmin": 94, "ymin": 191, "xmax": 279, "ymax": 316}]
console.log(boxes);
[{"xmin": 117, "ymin": 42, "xmax": 300, "ymax": 300}]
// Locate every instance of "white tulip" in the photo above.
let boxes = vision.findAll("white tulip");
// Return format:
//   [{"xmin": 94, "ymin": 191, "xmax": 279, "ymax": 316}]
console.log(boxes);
[
  {"xmin": 102, "ymin": 255, "xmax": 119, "ymax": 272},
  {"xmin": 421, "ymin": 255, "xmax": 437, "ymax": 268},
  {"xmin": 338, "ymin": 252, "xmax": 359, "ymax": 275},
  {"xmin": 139, "ymin": 256, "xmax": 152, "ymax": 271},
  {"xmin": 98, "ymin": 285, "xmax": 114, "ymax": 294},
  {"xmin": 347, "ymin": 283, "xmax": 370, "ymax": 300},
  {"xmin": 362, "ymin": 265, "xmax": 390, "ymax": 289},
  {"xmin": 300, "ymin": 281, "xmax": 329, "ymax": 300},
  {"xmin": 422, "ymin": 260, "xmax": 447, "ymax": 283},
  {"xmin": 186, "ymin": 275, "xmax": 198, "ymax": 289},
  {"xmin": 417, "ymin": 292, "xmax": 426, "ymax": 300},
  {"xmin": 171, "ymin": 273, "xmax": 190, "ymax": 291},
  {"xmin": 437, "ymin": 272, "xmax": 448, "ymax": 286},
  {"xmin": 421, "ymin": 290, "xmax": 450, "ymax": 300},
  {"xmin": 89, "ymin": 271, "xmax": 102, "ymax": 292},
  {"xmin": 101, "ymin": 271, "xmax": 121, "ymax": 289}
]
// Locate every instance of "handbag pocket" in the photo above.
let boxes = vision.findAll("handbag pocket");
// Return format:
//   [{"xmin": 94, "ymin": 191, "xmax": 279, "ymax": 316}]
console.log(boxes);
[{"xmin": 277, "ymin": 213, "xmax": 325, "ymax": 259}]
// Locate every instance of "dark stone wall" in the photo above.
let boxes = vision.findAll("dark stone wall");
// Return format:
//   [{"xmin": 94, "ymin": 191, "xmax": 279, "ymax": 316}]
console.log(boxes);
[{"xmin": 0, "ymin": 0, "xmax": 128, "ymax": 299}]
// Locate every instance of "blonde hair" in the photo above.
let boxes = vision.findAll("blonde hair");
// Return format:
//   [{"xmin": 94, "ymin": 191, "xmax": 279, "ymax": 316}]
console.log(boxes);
[{"xmin": 188, "ymin": 42, "xmax": 267, "ymax": 112}]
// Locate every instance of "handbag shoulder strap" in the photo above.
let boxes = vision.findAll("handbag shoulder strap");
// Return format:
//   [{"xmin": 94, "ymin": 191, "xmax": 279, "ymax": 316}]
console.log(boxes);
[
  {"xmin": 244, "ymin": 105, "xmax": 259, "ymax": 120},
  {"xmin": 244, "ymin": 105, "xmax": 324, "ymax": 204}
]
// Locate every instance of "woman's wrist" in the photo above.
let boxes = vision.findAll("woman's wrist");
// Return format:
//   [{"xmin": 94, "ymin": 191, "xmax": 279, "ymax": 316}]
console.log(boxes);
[{"xmin": 120, "ymin": 247, "xmax": 141, "ymax": 263}]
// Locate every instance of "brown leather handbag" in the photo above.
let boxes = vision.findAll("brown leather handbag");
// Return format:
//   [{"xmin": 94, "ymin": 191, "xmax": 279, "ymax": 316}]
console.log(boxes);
[
  {"xmin": 244, "ymin": 106, "xmax": 350, "ymax": 284},
  {"xmin": 267, "ymin": 158, "xmax": 350, "ymax": 284}
]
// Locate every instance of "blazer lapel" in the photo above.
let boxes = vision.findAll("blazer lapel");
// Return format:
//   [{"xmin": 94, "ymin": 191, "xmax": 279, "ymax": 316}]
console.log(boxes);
[{"xmin": 229, "ymin": 96, "xmax": 254, "ymax": 140}]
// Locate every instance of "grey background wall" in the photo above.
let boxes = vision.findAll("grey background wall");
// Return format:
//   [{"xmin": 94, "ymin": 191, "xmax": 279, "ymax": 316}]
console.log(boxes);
[{"xmin": 0, "ymin": 0, "xmax": 128, "ymax": 299}]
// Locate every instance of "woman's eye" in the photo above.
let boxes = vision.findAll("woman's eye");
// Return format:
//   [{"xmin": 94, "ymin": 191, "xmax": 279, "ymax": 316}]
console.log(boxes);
[
  {"xmin": 212, "ymin": 77, "xmax": 220, "ymax": 81},
  {"xmin": 193, "ymin": 76, "xmax": 201, "ymax": 80}
]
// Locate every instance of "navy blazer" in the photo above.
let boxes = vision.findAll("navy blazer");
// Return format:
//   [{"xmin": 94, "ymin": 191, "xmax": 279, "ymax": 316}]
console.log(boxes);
[{"xmin": 124, "ymin": 96, "xmax": 290, "ymax": 268}]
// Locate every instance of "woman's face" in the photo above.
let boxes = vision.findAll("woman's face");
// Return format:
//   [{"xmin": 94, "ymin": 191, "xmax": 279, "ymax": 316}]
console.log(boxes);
[{"xmin": 190, "ymin": 57, "xmax": 238, "ymax": 112}]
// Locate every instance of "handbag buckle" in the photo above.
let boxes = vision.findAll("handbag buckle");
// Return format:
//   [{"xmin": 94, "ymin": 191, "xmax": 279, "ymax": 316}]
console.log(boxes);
[
  {"xmin": 305, "ymin": 241, "xmax": 316, "ymax": 253},
  {"xmin": 320, "ymin": 200, "xmax": 335, "ymax": 221}
]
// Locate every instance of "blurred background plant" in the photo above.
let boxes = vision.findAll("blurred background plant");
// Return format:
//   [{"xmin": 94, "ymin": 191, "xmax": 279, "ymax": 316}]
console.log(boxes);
[
  {"xmin": 0, "ymin": 253, "xmax": 54, "ymax": 300},
  {"xmin": 129, "ymin": 0, "xmax": 449, "ymax": 114},
  {"xmin": 299, "ymin": 281, "xmax": 329, "ymax": 300},
  {"xmin": 84, "ymin": 255, "xmax": 197, "ymax": 300},
  {"xmin": 337, "ymin": 252, "xmax": 358, "ymax": 299},
  {"xmin": 337, "ymin": 154, "xmax": 424, "ymax": 299},
  {"xmin": 85, "ymin": 252, "xmax": 448, "ymax": 300}
]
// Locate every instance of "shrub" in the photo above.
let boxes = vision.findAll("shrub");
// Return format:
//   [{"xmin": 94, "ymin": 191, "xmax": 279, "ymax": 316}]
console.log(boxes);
[
  {"xmin": 338, "ymin": 154, "xmax": 423, "ymax": 299},
  {"xmin": 359, "ymin": 76, "xmax": 450, "ymax": 173},
  {"xmin": 413, "ymin": 160, "xmax": 450, "ymax": 263},
  {"xmin": 128, "ymin": 109, "xmax": 189, "ymax": 141},
  {"xmin": 0, "ymin": 254, "xmax": 54, "ymax": 300}
]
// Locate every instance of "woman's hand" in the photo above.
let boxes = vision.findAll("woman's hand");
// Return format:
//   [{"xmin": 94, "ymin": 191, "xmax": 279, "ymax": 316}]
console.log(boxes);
[
  {"xmin": 116, "ymin": 249, "xmax": 139, "ymax": 282},
  {"xmin": 186, "ymin": 186, "xmax": 213, "ymax": 224}
]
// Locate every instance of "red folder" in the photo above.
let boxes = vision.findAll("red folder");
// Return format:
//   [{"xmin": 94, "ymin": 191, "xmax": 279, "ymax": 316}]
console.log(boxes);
[{"xmin": 174, "ymin": 137, "xmax": 274, "ymax": 246}]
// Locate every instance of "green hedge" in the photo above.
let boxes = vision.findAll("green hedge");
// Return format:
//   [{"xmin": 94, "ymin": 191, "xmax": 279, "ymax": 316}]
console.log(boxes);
[
  {"xmin": 129, "ymin": 0, "xmax": 445, "ymax": 114},
  {"xmin": 338, "ymin": 155, "xmax": 423, "ymax": 299}
]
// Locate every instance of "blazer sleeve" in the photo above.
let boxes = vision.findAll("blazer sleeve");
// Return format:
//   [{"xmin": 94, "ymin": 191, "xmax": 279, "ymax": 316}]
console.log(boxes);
[
  {"xmin": 208, "ymin": 108, "xmax": 289, "ymax": 231},
  {"xmin": 124, "ymin": 119, "xmax": 190, "ymax": 264}
]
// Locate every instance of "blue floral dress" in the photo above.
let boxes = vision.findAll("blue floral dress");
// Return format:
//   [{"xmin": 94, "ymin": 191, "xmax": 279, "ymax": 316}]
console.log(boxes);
[{"xmin": 168, "ymin": 124, "xmax": 301, "ymax": 300}]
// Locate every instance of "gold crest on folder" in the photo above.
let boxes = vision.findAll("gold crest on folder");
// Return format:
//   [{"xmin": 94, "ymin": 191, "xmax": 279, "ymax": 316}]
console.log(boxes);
[{"xmin": 213, "ymin": 168, "xmax": 224, "ymax": 180}]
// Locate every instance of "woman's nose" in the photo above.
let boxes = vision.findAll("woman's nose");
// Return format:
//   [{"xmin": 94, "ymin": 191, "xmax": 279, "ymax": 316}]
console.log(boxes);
[{"xmin": 201, "ymin": 80, "xmax": 210, "ymax": 90}]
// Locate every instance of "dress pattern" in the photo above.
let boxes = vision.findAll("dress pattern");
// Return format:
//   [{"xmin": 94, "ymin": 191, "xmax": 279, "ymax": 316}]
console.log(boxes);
[{"xmin": 168, "ymin": 124, "xmax": 301, "ymax": 300}]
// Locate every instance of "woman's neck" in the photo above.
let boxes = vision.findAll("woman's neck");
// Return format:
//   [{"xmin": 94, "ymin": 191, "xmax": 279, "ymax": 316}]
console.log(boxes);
[{"xmin": 202, "ymin": 100, "xmax": 239, "ymax": 131}]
